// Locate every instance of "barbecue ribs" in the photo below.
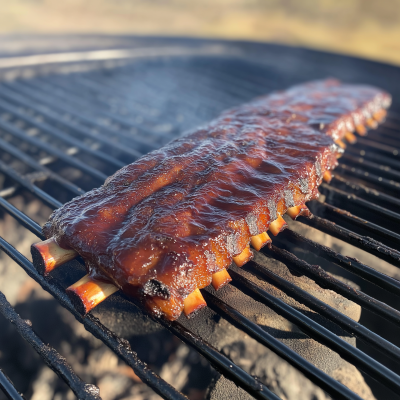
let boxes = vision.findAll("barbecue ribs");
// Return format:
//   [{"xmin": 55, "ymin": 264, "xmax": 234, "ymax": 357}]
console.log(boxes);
[{"xmin": 32, "ymin": 79, "xmax": 391, "ymax": 320}]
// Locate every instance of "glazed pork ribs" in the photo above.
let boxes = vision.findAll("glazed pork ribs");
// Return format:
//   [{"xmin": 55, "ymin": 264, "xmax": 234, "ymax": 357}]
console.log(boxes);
[{"xmin": 32, "ymin": 79, "xmax": 391, "ymax": 320}]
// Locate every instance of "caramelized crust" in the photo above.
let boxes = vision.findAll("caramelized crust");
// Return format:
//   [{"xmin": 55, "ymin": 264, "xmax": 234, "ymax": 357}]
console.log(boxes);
[{"xmin": 43, "ymin": 79, "xmax": 391, "ymax": 320}]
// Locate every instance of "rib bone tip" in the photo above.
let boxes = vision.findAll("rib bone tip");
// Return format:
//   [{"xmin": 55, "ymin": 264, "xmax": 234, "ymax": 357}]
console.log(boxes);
[
  {"xmin": 344, "ymin": 131, "xmax": 357, "ymax": 144},
  {"xmin": 212, "ymin": 268, "xmax": 232, "ymax": 290},
  {"xmin": 66, "ymin": 274, "xmax": 118, "ymax": 315},
  {"xmin": 232, "ymin": 245, "xmax": 253, "ymax": 267},
  {"xmin": 183, "ymin": 288, "xmax": 207, "ymax": 317},
  {"xmin": 31, "ymin": 237, "xmax": 77, "ymax": 275},
  {"xmin": 269, "ymin": 215, "xmax": 288, "ymax": 236},
  {"xmin": 366, "ymin": 118, "xmax": 378, "ymax": 129},
  {"xmin": 250, "ymin": 232, "xmax": 271, "ymax": 251},
  {"xmin": 373, "ymin": 109, "xmax": 387, "ymax": 123},
  {"xmin": 286, "ymin": 205, "xmax": 311, "ymax": 220},
  {"xmin": 355, "ymin": 124, "xmax": 367, "ymax": 136},
  {"xmin": 323, "ymin": 170, "xmax": 332, "ymax": 183},
  {"xmin": 335, "ymin": 139, "xmax": 346, "ymax": 149}
]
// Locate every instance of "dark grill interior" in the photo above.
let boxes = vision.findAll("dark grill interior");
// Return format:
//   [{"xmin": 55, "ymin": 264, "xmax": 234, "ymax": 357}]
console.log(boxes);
[{"xmin": 1, "ymin": 38, "xmax": 400, "ymax": 400}]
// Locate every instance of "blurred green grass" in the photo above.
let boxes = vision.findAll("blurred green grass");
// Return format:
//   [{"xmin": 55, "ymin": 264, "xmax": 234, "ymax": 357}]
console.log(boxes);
[{"xmin": 1, "ymin": 0, "xmax": 400, "ymax": 65}]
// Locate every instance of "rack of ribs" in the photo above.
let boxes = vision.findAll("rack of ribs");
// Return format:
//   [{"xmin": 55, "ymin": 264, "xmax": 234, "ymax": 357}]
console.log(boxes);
[{"xmin": 31, "ymin": 79, "xmax": 391, "ymax": 320}]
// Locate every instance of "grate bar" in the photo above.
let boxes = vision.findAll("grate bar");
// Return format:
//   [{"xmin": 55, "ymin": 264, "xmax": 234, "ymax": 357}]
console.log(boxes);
[
  {"xmin": 387, "ymin": 113, "xmax": 400, "ymax": 123},
  {"xmin": 328, "ymin": 175, "xmax": 400, "ymax": 212},
  {"xmin": 355, "ymin": 137, "xmax": 400, "ymax": 159},
  {"xmin": 0, "ymin": 368, "xmax": 25, "ymax": 400},
  {"xmin": 335, "ymin": 164, "xmax": 400, "ymax": 195},
  {"xmin": 0, "ymin": 118, "xmax": 108, "ymax": 183},
  {"xmin": 0, "ymin": 85, "xmax": 143, "ymax": 161},
  {"xmin": 0, "ymin": 196, "xmax": 44, "ymax": 239},
  {"xmin": 29, "ymin": 77, "xmax": 159, "ymax": 137},
  {"xmin": 203, "ymin": 290, "xmax": 363, "ymax": 400},
  {"xmin": 69, "ymin": 73, "xmax": 194, "ymax": 119},
  {"xmin": 0, "ymin": 290, "xmax": 101, "ymax": 400},
  {"xmin": 341, "ymin": 153, "xmax": 400, "ymax": 182},
  {"xmin": 0, "ymin": 136, "xmax": 84, "ymax": 197},
  {"xmin": 368, "ymin": 130, "xmax": 400, "ymax": 148},
  {"xmin": 47, "ymin": 75, "xmax": 165, "ymax": 123},
  {"xmin": 346, "ymin": 146, "xmax": 400, "ymax": 174},
  {"xmin": 0, "ymin": 159, "xmax": 62, "ymax": 209},
  {"xmin": 263, "ymin": 245, "xmax": 400, "ymax": 326},
  {"xmin": 11, "ymin": 80, "xmax": 160, "ymax": 150},
  {"xmin": 70, "ymin": 74, "xmax": 165, "ymax": 118},
  {"xmin": 242, "ymin": 260, "xmax": 400, "ymax": 363},
  {"xmin": 319, "ymin": 184, "xmax": 400, "ymax": 231},
  {"xmin": 32, "ymin": 74, "xmax": 185, "ymax": 144},
  {"xmin": 71, "ymin": 67, "xmax": 245, "ymax": 125},
  {"xmin": 0, "ymin": 99, "xmax": 125, "ymax": 170},
  {"xmin": 278, "ymin": 229, "xmax": 400, "ymax": 298},
  {"xmin": 373, "ymin": 124, "xmax": 400, "ymax": 138},
  {"xmin": 0, "ymin": 82, "xmax": 157, "ymax": 154},
  {"xmin": 177, "ymin": 64, "xmax": 272, "ymax": 101},
  {"xmin": 297, "ymin": 213, "xmax": 400, "ymax": 267},
  {"xmin": 68, "ymin": 74, "xmax": 214, "ymax": 130},
  {"xmin": 308, "ymin": 201, "xmax": 400, "ymax": 250},
  {"xmin": 84, "ymin": 69, "xmax": 238, "ymax": 114},
  {"xmin": 84, "ymin": 68, "xmax": 207, "ymax": 106},
  {"xmin": 229, "ymin": 268, "xmax": 400, "ymax": 395}
]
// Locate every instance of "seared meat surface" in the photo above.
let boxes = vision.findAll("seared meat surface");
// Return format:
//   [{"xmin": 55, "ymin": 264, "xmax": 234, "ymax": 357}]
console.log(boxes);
[{"xmin": 43, "ymin": 79, "xmax": 391, "ymax": 320}]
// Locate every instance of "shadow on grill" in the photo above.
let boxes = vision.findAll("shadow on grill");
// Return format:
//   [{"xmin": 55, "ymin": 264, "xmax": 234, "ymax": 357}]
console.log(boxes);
[{"xmin": 1, "ymin": 38, "xmax": 400, "ymax": 400}]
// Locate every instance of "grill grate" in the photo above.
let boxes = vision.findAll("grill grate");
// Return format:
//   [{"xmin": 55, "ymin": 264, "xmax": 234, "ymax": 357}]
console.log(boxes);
[
  {"xmin": 0, "ymin": 290, "xmax": 100, "ymax": 400},
  {"xmin": 0, "ymin": 368, "xmax": 25, "ymax": 400},
  {"xmin": 0, "ymin": 38, "xmax": 400, "ymax": 400}
]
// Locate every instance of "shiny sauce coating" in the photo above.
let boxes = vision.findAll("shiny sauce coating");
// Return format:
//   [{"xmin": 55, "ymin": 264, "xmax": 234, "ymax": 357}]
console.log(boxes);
[{"xmin": 43, "ymin": 79, "xmax": 391, "ymax": 320}]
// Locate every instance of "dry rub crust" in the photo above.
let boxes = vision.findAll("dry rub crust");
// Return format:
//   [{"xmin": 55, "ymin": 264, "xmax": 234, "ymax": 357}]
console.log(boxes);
[{"xmin": 43, "ymin": 79, "xmax": 391, "ymax": 320}]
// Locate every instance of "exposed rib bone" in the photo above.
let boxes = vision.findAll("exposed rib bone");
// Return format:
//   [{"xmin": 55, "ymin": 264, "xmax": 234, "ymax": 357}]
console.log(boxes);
[
  {"xmin": 147, "ymin": 294, "xmax": 184, "ymax": 321},
  {"xmin": 250, "ymin": 232, "xmax": 271, "ymax": 251},
  {"xmin": 335, "ymin": 139, "xmax": 346, "ymax": 149},
  {"xmin": 269, "ymin": 215, "xmax": 288, "ymax": 236},
  {"xmin": 67, "ymin": 274, "xmax": 206, "ymax": 319},
  {"xmin": 66, "ymin": 274, "xmax": 119, "ymax": 315},
  {"xmin": 232, "ymin": 244, "xmax": 253, "ymax": 267},
  {"xmin": 31, "ymin": 238, "xmax": 78, "ymax": 275},
  {"xmin": 356, "ymin": 124, "xmax": 367, "ymax": 136},
  {"xmin": 345, "ymin": 132, "xmax": 357, "ymax": 144},
  {"xmin": 30, "ymin": 238, "xmax": 231, "ymax": 311},
  {"xmin": 373, "ymin": 109, "xmax": 387, "ymax": 122},
  {"xmin": 183, "ymin": 288, "xmax": 207, "ymax": 317},
  {"xmin": 212, "ymin": 268, "xmax": 232, "ymax": 290},
  {"xmin": 323, "ymin": 170, "xmax": 332, "ymax": 183},
  {"xmin": 286, "ymin": 204, "xmax": 311, "ymax": 220},
  {"xmin": 366, "ymin": 118, "xmax": 378, "ymax": 129}
]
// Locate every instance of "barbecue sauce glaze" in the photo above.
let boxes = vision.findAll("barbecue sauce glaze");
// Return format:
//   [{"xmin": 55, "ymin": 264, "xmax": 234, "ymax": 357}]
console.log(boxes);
[{"xmin": 43, "ymin": 79, "xmax": 391, "ymax": 320}]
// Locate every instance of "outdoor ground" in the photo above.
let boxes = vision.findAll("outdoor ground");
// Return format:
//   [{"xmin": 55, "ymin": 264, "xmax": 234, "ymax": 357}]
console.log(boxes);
[{"xmin": 0, "ymin": 0, "xmax": 399, "ymax": 65}]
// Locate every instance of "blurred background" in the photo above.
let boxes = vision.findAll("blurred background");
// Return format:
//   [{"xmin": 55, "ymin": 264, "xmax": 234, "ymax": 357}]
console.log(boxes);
[{"xmin": 0, "ymin": 0, "xmax": 399, "ymax": 65}]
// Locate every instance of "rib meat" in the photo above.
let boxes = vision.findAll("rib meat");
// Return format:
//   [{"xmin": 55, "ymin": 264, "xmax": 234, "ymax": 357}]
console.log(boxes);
[{"xmin": 42, "ymin": 79, "xmax": 391, "ymax": 320}]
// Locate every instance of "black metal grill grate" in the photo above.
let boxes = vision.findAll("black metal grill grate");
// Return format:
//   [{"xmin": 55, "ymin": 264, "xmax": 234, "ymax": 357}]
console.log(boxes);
[{"xmin": 1, "ymin": 38, "xmax": 400, "ymax": 400}]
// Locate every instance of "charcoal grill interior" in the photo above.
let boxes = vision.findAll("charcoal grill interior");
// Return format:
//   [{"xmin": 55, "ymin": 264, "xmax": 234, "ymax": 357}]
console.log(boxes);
[{"xmin": 1, "ymin": 36, "xmax": 400, "ymax": 400}]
